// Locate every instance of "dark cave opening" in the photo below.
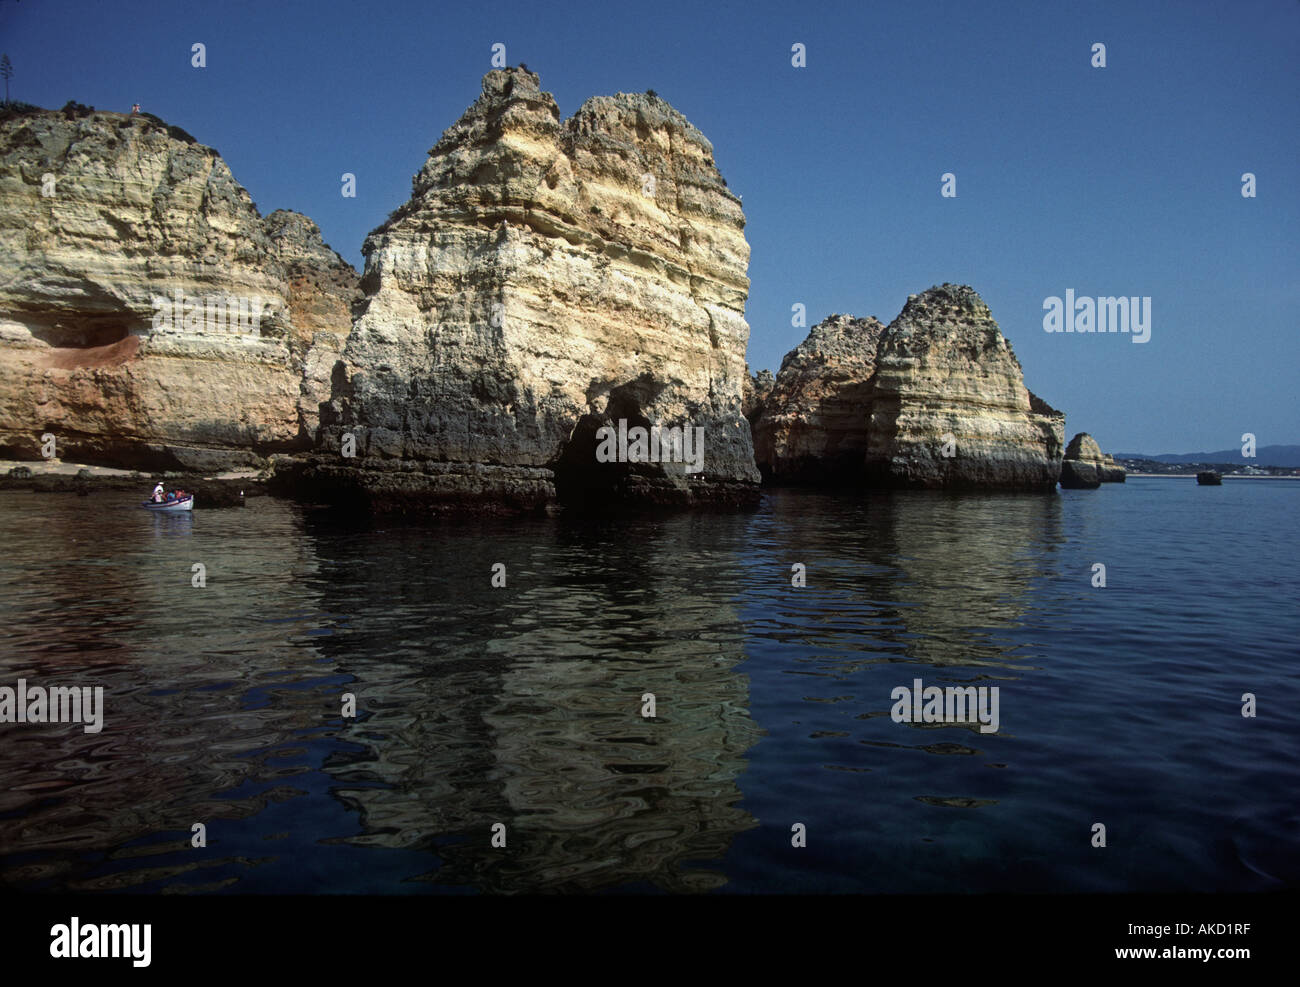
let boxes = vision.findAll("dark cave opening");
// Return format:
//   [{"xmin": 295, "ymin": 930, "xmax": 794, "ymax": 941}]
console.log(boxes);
[
  {"xmin": 31, "ymin": 321, "xmax": 132, "ymax": 349},
  {"xmin": 552, "ymin": 389, "xmax": 655, "ymax": 510}
]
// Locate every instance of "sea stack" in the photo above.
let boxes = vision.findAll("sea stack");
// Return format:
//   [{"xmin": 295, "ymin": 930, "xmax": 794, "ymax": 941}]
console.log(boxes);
[
  {"xmin": 752, "ymin": 315, "xmax": 885, "ymax": 483},
  {"xmin": 1059, "ymin": 432, "xmax": 1125, "ymax": 488},
  {"xmin": 287, "ymin": 67, "xmax": 759, "ymax": 512},
  {"xmin": 753, "ymin": 285, "xmax": 1066, "ymax": 490},
  {"xmin": 0, "ymin": 104, "xmax": 357, "ymax": 471}
]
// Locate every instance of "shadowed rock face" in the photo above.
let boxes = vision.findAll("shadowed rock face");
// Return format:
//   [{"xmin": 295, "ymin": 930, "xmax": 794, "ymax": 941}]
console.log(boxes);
[
  {"xmin": 291, "ymin": 67, "xmax": 759, "ymax": 513},
  {"xmin": 742, "ymin": 368, "xmax": 774, "ymax": 424},
  {"xmin": 1061, "ymin": 432, "xmax": 1125, "ymax": 486},
  {"xmin": 0, "ymin": 107, "xmax": 357, "ymax": 471},
  {"xmin": 754, "ymin": 285, "xmax": 1066, "ymax": 491},
  {"xmin": 752, "ymin": 315, "xmax": 885, "ymax": 483}
]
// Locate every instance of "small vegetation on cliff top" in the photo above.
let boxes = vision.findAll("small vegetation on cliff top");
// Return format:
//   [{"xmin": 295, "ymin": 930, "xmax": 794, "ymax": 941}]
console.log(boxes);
[
  {"xmin": 137, "ymin": 110, "xmax": 200, "ymax": 145},
  {"xmin": 0, "ymin": 99, "xmax": 202, "ymax": 146},
  {"xmin": 0, "ymin": 100, "xmax": 40, "ymax": 124},
  {"xmin": 61, "ymin": 100, "xmax": 95, "ymax": 118}
]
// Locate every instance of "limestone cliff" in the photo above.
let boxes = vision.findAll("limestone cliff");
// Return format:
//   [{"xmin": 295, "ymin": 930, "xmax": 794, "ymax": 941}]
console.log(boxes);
[
  {"xmin": 264, "ymin": 209, "xmax": 359, "ymax": 439},
  {"xmin": 865, "ymin": 286, "xmax": 1064, "ymax": 489},
  {"xmin": 0, "ymin": 104, "xmax": 357, "ymax": 470},
  {"xmin": 1060, "ymin": 431, "xmax": 1125, "ymax": 487},
  {"xmin": 753, "ymin": 285, "xmax": 1065, "ymax": 490},
  {"xmin": 752, "ymin": 314, "xmax": 885, "ymax": 483},
  {"xmin": 287, "ymin": 67, "xmax": 759, "ymax": 512},
  {"xmin": 264, "ymin": 208, "xmax": 357, "ymax": 344}
]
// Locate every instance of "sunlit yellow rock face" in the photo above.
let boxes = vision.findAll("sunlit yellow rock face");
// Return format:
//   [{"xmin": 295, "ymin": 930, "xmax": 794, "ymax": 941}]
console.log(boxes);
[
  {"xmin": 755, "ymin": 285, "xmax": 1066, "ymax": 490},
  {"xmin": 0, "ymin": 107, "xmax": 356, "ymax": 470},
  {"xmin": 301, "ymin": 67, "xmax": 760, "ymax": 512},
  {"xmin": 865, "ymin": 285, "xmax": 1065, "ymax": 490}
]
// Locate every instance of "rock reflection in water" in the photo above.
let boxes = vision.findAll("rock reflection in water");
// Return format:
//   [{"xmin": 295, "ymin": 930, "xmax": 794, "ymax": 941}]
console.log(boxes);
[
  {"xmin": 307, "ymin": 512, "xmax": 762, "ymax": 892},
  {"xmin": 3, "ymin": 482, "xmax": 1295, "ymax": 894},
  {"xmin": 753, "ymin": 489, "xmax": 1064, "ymax": 672}
]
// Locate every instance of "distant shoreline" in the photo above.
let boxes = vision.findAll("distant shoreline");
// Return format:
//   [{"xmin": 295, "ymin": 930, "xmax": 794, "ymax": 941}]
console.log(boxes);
[{"xmin": 1127, "ymin": 472, "xmax": 1300, "ymax": 480}]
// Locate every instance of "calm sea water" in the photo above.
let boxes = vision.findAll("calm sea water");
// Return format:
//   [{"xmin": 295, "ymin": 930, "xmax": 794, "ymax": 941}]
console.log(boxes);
[{"xmin": 0, "ymin": 479, "xmax": 1296, "ymax": 894}]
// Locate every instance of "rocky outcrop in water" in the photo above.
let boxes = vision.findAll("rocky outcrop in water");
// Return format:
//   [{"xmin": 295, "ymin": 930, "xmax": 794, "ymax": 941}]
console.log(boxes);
[
  {"xmin": 866, "ymin": 286, "xmax": 1065, "ymax": 489},
  {"xmin": 753, "ymin": 285, "xmax": 1065, "ymax": 490},
  {"xmin": 1059, "ymin": 432, "xmax": 1125, "ymax": 487},
  {"xmin": 0, "ymin": 104, "xmax": 357, "ymax": 471},
  {"xmin": 1058, "ymin": 460, "xmax": 1101, "ymax": 489},
  {"xmin": 281, "ymin": 67, "xmax": 759, "ymax": 513},
  {"xmin": 752, "ymin": 314, "xmax": 885, "ymax": 483}
]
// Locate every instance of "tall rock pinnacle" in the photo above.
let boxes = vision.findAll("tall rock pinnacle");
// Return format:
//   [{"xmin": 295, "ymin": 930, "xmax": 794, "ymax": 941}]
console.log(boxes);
[{"xmin": 296, "ymin": 67, "xmax": 759, "ymax": 512}]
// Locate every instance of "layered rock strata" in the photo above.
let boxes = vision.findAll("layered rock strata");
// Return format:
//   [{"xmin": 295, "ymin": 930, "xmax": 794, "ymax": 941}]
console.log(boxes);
[
  {"xmin": 0, "ymin": 105, "xmax": 357, "ymax": 471},
  {"xmin": 753, "ymin": 285, "xmax": 1065, "ymax": 490},
  {"xmin": 286, "ymin": 67, "xmax": 759, "ymax": 513},
  {"xmin": 1059, "ymin": 431, "xmax": 1125, "ymax": 487},
  {"xmin": 264, "ymin": 209, "xmax": 359, "ymax": 439}
]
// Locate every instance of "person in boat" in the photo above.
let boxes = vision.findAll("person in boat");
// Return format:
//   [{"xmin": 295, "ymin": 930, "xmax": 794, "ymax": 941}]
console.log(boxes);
[{"xmin": 152, "ymin": 481, "xmax": 164, "ymax": 503}]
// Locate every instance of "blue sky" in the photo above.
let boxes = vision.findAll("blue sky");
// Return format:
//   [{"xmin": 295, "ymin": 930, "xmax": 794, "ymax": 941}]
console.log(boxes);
[{"xmin": 3, "ymin": 0, "xmax": 1296, "ymax": 453}]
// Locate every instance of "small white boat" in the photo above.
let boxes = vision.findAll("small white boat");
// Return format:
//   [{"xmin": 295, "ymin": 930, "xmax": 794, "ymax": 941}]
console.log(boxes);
[{"xmin": 141, "ymin": 495, "xmax": 195, "ymax": 512}]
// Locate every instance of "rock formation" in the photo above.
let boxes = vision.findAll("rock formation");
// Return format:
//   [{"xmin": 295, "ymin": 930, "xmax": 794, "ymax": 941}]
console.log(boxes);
[
  {"xmin": 1059, "ymin": 432, "xmax": 1125, "ymax": 487},
  {"xmin": 285, "ymin": 67, "xmax": 759, "ymax": 512},
  {"xmin": 742, "ymin": 367, "xmax": 773, "ymax": 425},
  {"xmin": 866, "ymin": 286, "xmax": 1065, "ymax": 489},
  {"xmin": 751, "ymin": 314, "xmax": 885, "ymax": 482},
  {"xmin": 0, "ymin": 95, "xmax": 1068, "ymax": 500},
  {"xmin": 264, "ymin": 209, "xmax": 358, "ymax": 440},
  {"xmin": 753, "ymin": 285, "xmax": 1065, "ymax": 490},
  {"xmin": 0, "ymin": 104, "xmax": 357, "ymax": 471}
]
